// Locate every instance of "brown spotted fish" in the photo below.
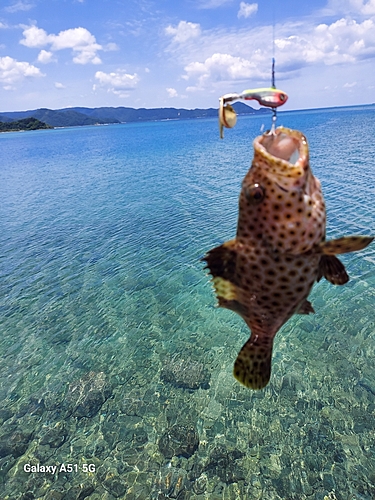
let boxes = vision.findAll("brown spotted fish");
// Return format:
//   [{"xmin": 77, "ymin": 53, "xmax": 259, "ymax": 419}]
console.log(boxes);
[{"xmin": 203, "ymin": 126, "xmax": 373, "ymax": 390}]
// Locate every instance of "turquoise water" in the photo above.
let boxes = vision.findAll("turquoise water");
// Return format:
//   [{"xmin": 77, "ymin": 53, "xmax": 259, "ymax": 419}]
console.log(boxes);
[{"xmin": 0, "ymin": 107, "xmax": 375, "ymax": 499}]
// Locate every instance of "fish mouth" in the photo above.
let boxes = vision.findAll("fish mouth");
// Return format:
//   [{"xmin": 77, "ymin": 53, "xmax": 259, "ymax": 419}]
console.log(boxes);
[{"xmin": 255, "ymin": 127, "xmax": 309, "ymax": 170}]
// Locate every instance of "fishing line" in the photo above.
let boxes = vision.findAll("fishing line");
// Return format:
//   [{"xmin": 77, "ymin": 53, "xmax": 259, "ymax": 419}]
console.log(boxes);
[{"xmin": 270, "ymin": 0, "xmax": 277, "ymax": 132}]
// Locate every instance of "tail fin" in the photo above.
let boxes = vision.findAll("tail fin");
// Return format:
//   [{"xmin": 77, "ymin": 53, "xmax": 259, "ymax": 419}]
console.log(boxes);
[{"xmin": 233, "ymin": 337, "xmax": 273, "ymax": 390}]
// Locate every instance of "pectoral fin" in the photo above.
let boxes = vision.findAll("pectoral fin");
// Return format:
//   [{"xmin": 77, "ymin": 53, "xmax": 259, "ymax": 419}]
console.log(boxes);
[
  {"xmin": 317, "ymin": 255, "xmax": 349, "ymax": 285},
  {"xmin": 319, "ymin": 236, "xmax": 374, "ymax": 255},
  {"xmin": 202, "ymin": 240, "xmax": 246, "ymax": 315}
]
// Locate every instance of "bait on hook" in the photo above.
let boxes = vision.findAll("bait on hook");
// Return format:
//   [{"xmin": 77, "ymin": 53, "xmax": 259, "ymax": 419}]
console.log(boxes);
[{"xmin": 218, "ymin": 87, "xmax": 288, "ymax": 139}]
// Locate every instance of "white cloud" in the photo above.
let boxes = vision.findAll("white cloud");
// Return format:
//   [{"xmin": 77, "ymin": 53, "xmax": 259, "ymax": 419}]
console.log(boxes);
[
  {"xmin": 238, "ymin": 2, "xmax": 258, "ymax": 19},
  {"xmin": 5, "ymin": 1, "xmax": 34, "ymax": 13},
  {"xmin": 323, "ymin": 0, "xmax": 375, "ymax": 16},
  {"xmin": 343, "ymin": 81, "xmax": 357, "ymax": 87},
  {"xmin": 54, "ymin": 82, "xmax": 66, "ymax": 89},
  {"xmin": 94, "ymin": 70, "xmax": 139, "ymax": 97},
  {"xmin": 184, "ymin": 52, "xmax": 261, "ymax": 88},
  {"xmin": 165, "ymin": 21, "xmax": 201, "ymax": 44},
  {"xmin": 20, "ymin": 25, "xmax": 103, "ymax": 64},
  {"xmin": 166, "ymin": 87, "xmax": 178, "ymax": 97},
  {"xmin": 37, "ymin": 49, "xmax": 54, "ymax": 64},
  {"xmin": 103, "ymin": 42, "xmax": 119, "ymax": 51},
  {"xmin": 0, "ymin": 56, "xmax": 44, "ymax": 88},
  {"xmin": 165, "ymin": 13, "xmax": 375, "ymax": 91}
]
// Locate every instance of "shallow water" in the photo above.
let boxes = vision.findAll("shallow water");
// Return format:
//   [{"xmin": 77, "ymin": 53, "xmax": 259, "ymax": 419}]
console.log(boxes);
[{"xmin": 0, "ymin": 107, "xmax": 375, "ymax": 499}]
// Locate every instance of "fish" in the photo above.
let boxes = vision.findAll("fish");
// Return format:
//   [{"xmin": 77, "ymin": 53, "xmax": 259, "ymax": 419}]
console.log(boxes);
[{"xmin": 202, "ymin": 126, "xmax": 373, "ymax": 390}]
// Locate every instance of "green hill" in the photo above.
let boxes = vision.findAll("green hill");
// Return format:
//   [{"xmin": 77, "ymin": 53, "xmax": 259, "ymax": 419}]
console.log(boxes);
[
  {"xmin": 0, "ymin": 103, "xmax": 269, "ymax": 129},
  {"xmin": 0, "ymin": 117, "xmax": 53, "ymax": 132}
]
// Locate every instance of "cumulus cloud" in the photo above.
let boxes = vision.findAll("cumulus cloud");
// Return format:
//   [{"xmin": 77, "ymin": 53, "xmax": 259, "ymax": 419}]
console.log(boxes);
[
  {"xmin": 0, "ymin": 55, "xmax": 44, "ymax": 88},
  {"xmin": 166, "ymin": 87, "xmax": 178, "ymax": 97},
  {"xmin": 54, "ymin": 82, "xmax": 66, "ymax": 89},
  {"xmin": 94, "ymin": 70, "xmax": 139, "ymax": 97},
  {"xmin": 20, "ymin": 25, "xmax": 103, "ymax": 64},
  {"xmin": 37, "ymin": 49, "xmax": 54, "ymax": 64},
  {"xmin": 184, "ymin": 52, "xmax": 261, "ymax": 88},
  {"xmin": 323, "ymin": 0, "xmax": 375, "ymax": 16},
  {"xmin": 5, "ymin": 1, "xmax": 34, "ymax": 13},
  {"xmin": 165, "ymin": 12, "xmax": 375, "ymax": 91},
  {"xmin": 238, "ymin": 2, "xmax": 258, "ymax": 19},
  {"xmin": 165, "ymin": 21, "xmax": 201, "ymax": 44}
]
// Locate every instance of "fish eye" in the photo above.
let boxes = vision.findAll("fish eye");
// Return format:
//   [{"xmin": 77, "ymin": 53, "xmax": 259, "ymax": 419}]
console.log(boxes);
[
  {"xmin": 245, "ymin": 184, "xmax": 265, "ymax": 204},
  {"xmin": 279, "ymin": 94, "xmax": 286, "ymax": 101}
]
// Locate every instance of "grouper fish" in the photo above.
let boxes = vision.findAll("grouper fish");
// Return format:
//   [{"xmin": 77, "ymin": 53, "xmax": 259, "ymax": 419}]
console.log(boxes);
[{"xmin": 203, "ymin": 126, "xmax": 373, "ymax": 390}]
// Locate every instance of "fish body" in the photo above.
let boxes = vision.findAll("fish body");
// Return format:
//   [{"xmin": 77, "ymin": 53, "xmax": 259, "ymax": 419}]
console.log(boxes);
[{"xmin": 203, "ymin": 127, "xmax": 373, "ymax": 390}]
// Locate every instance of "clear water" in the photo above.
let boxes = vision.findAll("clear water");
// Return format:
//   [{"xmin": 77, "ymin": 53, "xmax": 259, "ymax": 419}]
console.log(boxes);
[{"xmin": 0, "ymin": 107, "xmax": 375, "ymax": 499}]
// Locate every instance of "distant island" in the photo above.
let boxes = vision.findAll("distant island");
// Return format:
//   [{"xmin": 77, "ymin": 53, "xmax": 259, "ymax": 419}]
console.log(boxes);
[
  {"xmin": 0, "ymin": 117, "xmax": 53, "ymax": 132},
  {"xmin": 0, "ymin": 103, "xmax": 269, "ymax": 129}
]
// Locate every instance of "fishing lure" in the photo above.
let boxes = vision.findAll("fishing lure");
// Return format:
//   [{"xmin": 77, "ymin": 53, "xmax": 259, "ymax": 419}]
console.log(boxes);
[{"xmin": 219, "ymin": 87, "xmax": 288, "ymax": 139}]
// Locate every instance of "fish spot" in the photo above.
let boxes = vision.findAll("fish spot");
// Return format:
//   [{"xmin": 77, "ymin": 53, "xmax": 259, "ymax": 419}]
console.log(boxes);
[
  {"xmin": 296, "ymin": 286, "xmax": 304, "ymax": 292},
  {"xmin": 274, "ymin": 215, "xmax": 280, "ymax": 221},
  {"xmin": 265, "ymin": 279, "xmax": 274, "ymax": 286},
  {"xmin": 286, "ymin": 202, "xmax": 292, "ymax": 208},
  {"xmin": 289, "ymin": 270, "xmax": 297, "ymax": 276}
]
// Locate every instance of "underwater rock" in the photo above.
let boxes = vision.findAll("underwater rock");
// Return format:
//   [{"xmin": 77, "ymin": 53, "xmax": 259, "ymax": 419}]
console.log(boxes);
[
  {"xmin": 0, "ymin": 408, "xmax": 13, "ymax": 424},
  {"xmin": 160, "ymin": 355, "xmax": 210, "ymax": 390},
  {"xmin": 0, "ymin": 426, "xmax": 34, "ymax": 459},
  {"xmin": 205, "ymin": 445, "xmax": 245, "ymax": 484},
  {"xmin": 64, "ymin": 371, "xmax": 112, "ymax": 418},
  {"xmin": 16, "ymin": 397, "xmax": 45, "ymax": 418},
  {"xmin": 39, "ymin": 421, "xmax": 68, "ymax": 448},
  {"xmin": 158, "ymin": 424, "xmax": 199, "ymax": 459},
  {"xmin": 155, "ymin": 465, "xmax": 188, "ymax": 499}
]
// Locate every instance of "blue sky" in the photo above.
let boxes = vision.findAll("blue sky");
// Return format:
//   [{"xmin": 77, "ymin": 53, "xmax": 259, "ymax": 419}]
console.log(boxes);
[{"xmin": 1, "ymin": 0, "xmax": 375, "ymax": 111}]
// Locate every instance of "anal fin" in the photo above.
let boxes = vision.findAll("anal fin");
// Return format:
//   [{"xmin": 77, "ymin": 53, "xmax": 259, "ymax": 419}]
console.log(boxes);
[
  {"xmin": 318, "ymin": 254, "xmax": 349, "ymax": 285},
  {"xmin": 233, "ymin": 337, "xmax": 273, "ymax": 390},
  {"xmin": 296, "ymin": 299, "xmax": 315, "ymax": 314},
  {"xmin": 319, "ymin": 236, "xmax": 374, "ymax": 255}
]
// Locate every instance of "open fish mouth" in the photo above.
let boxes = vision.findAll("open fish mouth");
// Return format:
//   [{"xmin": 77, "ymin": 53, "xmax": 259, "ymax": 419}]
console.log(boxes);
[{"xmin": 255, "ymin": 126, "xmax": 309, "ymax": 169}]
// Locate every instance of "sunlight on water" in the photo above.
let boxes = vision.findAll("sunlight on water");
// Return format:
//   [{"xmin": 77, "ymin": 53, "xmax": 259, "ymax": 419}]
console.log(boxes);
[{"xmin": 0, "ymin": 107, "xmax": 375, "ymax": 499}]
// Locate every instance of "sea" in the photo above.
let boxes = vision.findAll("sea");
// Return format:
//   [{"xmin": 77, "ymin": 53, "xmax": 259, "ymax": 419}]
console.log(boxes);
[{"xmin": 1, "ymin": 105, "xmax": 375, "ymax": 499}]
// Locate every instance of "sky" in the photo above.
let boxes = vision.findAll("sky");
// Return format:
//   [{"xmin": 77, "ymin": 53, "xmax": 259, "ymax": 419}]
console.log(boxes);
[{"xmin": 0, "ymin": 0, "xmax": 375, "ymax": 112}]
